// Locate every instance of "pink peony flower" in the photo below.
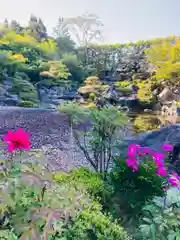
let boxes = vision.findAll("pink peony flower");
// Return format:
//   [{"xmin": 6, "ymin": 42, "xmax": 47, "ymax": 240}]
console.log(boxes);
[
  {"xmin": 154, "ymin": 158, "xmax": 164, "ymax": 168},
  {"xmin": 162, "ymin": 144, "xmax": 173, "ymax": 152},
  {"xmin": 153, "ymin": 152, "xmax": 165, "ymax": 160},
  {"xmin": 126, "ymin": 158, "xmax": 138, "ymax": 171},
  {"xmin": 3, "ymin": 128, "xmax": 30, "ymax": 152},
  {"xmin": 156, "ymin": 167, "xmax": 167, "ymax": 177},
  {"xmin": 142, "ymin": 147, "xmax": 153, "ymax": 154},
  {"xmin": 168, "ymin": 172, "xmax": 180, "ymax": 187},
  {"xmin": 137, "ymin": 151, "xmax": 144, "ymax": 157},
  {"xmin": 127, "ymin": 144, "xmax": 140, "ymax": 157}
]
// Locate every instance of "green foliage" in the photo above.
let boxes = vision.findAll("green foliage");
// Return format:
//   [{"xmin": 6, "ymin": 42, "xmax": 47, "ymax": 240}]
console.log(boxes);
[
  {"xmin": 89, "ymin": 91, "xmax": 95, "ymax": 100},
  {"xmin": 117, "ymin": 87, "xmax": 133, "ymax": 96},
  {"xmin": 137, "ymin": 188, "xmax": 180, "ymax": 240},
  {"xmin": 136, "ymin": 81, "xmax": 153, "ymax": 103},
  {"xmin": 66, "ymin": 204, "xmax": 131, "ymax": 240},
  {"xmin": 133, "ymin": 114, "xmax": 161, "ymax": 133},
  {"xmin": 62, "ymin": 53, "xmax": 84, "ymax": 83},
  {"xmin": 0, "ymin": 150, "xmax": 129, "ymax": 239},
  {"xmin": 115, "ymin": 81, "xmax": 131, "ymax": 88},
  {"xmin": 109, "ymin": 159, "xmax": 165, "ymax": 226},
  {"xmin": 54, "ymin": 167, "xmax": 112, "ymax": 200},
  {"xmin": 60, "ymin": 103, "xmax": 128, "ymax": 178},
  {"xmin": 145, "ymin": 37, "xmax": 180, "ymax": 82},
  {"xmin": 18, "ymin": 100, "xmax": 38, "ymax": 108}
]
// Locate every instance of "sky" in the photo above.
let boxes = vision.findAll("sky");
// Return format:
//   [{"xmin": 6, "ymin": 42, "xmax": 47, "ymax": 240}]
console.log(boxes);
[{"xmin": 0, "ymin": 0, "xmax": 179, "ymax": 44}]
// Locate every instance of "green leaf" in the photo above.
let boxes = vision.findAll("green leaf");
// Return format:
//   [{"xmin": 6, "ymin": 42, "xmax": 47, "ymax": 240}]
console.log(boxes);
[{"xmin": 168, "ymin": 232, "xmax": 177, "ymax": 240}]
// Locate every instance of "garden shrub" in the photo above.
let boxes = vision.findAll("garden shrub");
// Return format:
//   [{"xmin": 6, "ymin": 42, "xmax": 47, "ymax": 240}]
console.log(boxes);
[
  {"xmin": 89, "ymin": 91, "xmax": 95, "ymax": 101},
  {"xmin": 133, "ymin": 114, "xmax": 161, "ymax": 133},
  {"xmin": 65, "ymin": 203, "xmax": 131, "ymax": 240},
  {"xmin": 54, "ymin": 167, "xmax": 113, "ymax": 200},
  {"xmin": 0, "ymin": 128, "xmax": 130, "ymax": 239},
  {"xmin": 18, "ymin": 100, "xmax": 38, "ymax": 108},
  {"xmin": 137, "ymin": 188, "xmax": 180, "ymax": 239},
  {"xmin": 108, "ymin": 158, "xmax": 165, "ymax": 226},
  {"xmin": 115, "ymin": 81, "xmax": 131, "ymax": 88},
  {"xmin": 117, "ymin": 87, "xmax": 133, "ymax": 96}
]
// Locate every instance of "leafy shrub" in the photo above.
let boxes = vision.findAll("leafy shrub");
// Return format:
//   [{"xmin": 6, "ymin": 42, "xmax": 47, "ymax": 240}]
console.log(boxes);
[
  {"xmin": 89, "ymin": 91, "xmax": 95, "ymax": 100},
  {"xmin": 176, "ymin": 100, "xmax": 180, "ymax": 107},
  {"xmin": 133, "ymin": 114, "xmax": 161, "ymax": 133},
  {"xmin": 137, "ymin": 188, "xmax": 180, "ymax": 239},
  {"xmin": 84, "ymin": 76, "xmax": 101, "ymax": 85},
  {"xmin": 65, "ymin": 203, "xmax": 131, "ymax": 240},
  {"xmin": 0, "ymin": 128, "xmax": 130, "ymax": 239},
  {"xmin": 18, "ymin": 100, "xmax": 38, "ymax": 108},
  {"xmin": 108, "ymin": 158, "xmax": 165, "ymax": 226},
  {"xmin": 54, "ymin": 167, "xmax": 113, "ymax": 200},
  {"xmin": 0, "ymin": 150, "xmax": 130, "ymax": 239},
  {"xmin": 115, "ymin": 81, "xmax": 131, "ymax": 88},
  {"xmin": 117, "ymin": 87, "xmax": 133, "ymax": 96},
  {"xmin": 60, "ymin": 104, "xmax": 128, "ymax": 179}
]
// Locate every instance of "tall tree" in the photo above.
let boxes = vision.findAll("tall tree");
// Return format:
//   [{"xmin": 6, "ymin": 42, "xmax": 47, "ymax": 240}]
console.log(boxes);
[
  {"xmin": 145, "ymin": 37, "xmax": 180, "ymax": 84},
  {"xmin": 27, "ymin": 15, "xmax": 47, "ymax": 41},
  {"xmin": 53, "ymin": 17, "xmax": 70, "ymax": 38},
  {"xmin": 53, "ymin": 17, "xmax": 75, "ymax": 56},
  {"xmin": 64, "ymin": 13, "xmax": 104, "ymax": 67},
  {"xmin": 3, "ymin": 18, "xmax": 9, "ymax": 28},
  {"xmin": 10, "ymin": 20, "xmax": 23, "ymax": 34},
  {"xmin": 65, "ymin": 13, "xmax": 104, "ymax": 47}
]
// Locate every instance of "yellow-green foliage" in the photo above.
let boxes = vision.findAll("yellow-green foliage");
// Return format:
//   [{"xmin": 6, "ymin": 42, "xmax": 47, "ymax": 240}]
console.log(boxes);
[
  {"xmin": 176, "ymin": 100, "xmax": 180, "ymax": 107},
  {"xmin": 145, "ymin": 37, "xmax": 180, "ymax": 81},
  {"xmin": 8, "ymin": 53, "xmax": 28, "ymax": 63},
  {"xmin": 115, "ymin": 81, "xmax": 131, "ymax": 88},
  {"xmin": 0, "ymin": 29, "xmax": 57, "ymax": 55},
  {"xmin": 40, "ymin": 60, "xmax": 71, "ymax": 79},
  {"xmin": 136, "ymin": 81, "xmax": 153, "ymax": 103},
  {"xmin": 89, "ymin": 92, "xmax": 95, "ymax": 100},
  {"xmin": 133, "ymin": 115, "xmax": 161, "ymax": 132},
  {"xmin": 84, "ymin": 76, "xmax": 101, "ymax": 85},
  {"xmin": 87, "ymin": 36, "xmax": 177, "ymax": 49},
  {"xmin": 78, "ymin": 76, "xmax": 106, "ymax": 98}
]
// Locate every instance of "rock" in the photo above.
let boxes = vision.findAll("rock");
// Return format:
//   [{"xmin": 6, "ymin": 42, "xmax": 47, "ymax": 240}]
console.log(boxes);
[
  {"xmin": 125, "ymin": 124, "xmax": 180, "ymax": 150},
  {"xmin": 152, "ymin": 88, "xmax": 159, "ymax": 96},
  {"xmin": 144, "ymin": 109, "xmax": 152, "ymax": 112},
  {"xmin": 161, "ymin": 100, "xmax": 177, "ymax": 116},
  {"xmin": 158, "ymin": 87, "xmax": 174, "ymax": 102},
  {"xmin": 153, "ymin": 102, "xmax": 161, "ymax": 111},
  {"xmin": 38, "ymin": 85, "xmax": 77, "ymax": 108},
  {"xmin": 0, "ymin": 80, "xmax": 19, "ymax": 106}
]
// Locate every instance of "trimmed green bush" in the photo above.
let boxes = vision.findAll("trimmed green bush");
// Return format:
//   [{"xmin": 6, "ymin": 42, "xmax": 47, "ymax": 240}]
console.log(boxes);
[
  {"xmin": 18, "ymin": 100, "xmax": 38, "ymax": 108},
  {"xmin": 54, "ymin": 167, "xmax": 113, "ymax": 200},
  {"xmin": 65, "ymin": 203, "xmax": 131, "ymax": 240}
]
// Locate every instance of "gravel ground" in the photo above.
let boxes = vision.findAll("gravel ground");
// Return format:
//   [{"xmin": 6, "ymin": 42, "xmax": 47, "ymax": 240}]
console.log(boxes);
[{"xmin": 0, "ymin": 107, "xmax": 91, "ymax": 171}]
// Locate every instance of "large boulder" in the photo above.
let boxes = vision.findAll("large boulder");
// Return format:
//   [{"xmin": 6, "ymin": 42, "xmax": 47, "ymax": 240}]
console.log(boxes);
[
  {"xmin": 124, "ymin": 124, "xmax": 180, "ymax": 149},
  {"xmin": 158, "ymin": 87, "xmax": 174, "ymax": 102}
]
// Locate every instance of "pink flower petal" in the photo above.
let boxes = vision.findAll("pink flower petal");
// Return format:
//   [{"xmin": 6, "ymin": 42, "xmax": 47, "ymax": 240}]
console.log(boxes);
[
  {"xmin": 142, "ymin": 147, "xmax": 153, "ymax": 154},
  {"xmin": 156, "ymin": 167, "xmax": 167, "ymax": 177},
  {"xmin": 162, "ymin": 144, "xmax": 173, "ymax": 152}
]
